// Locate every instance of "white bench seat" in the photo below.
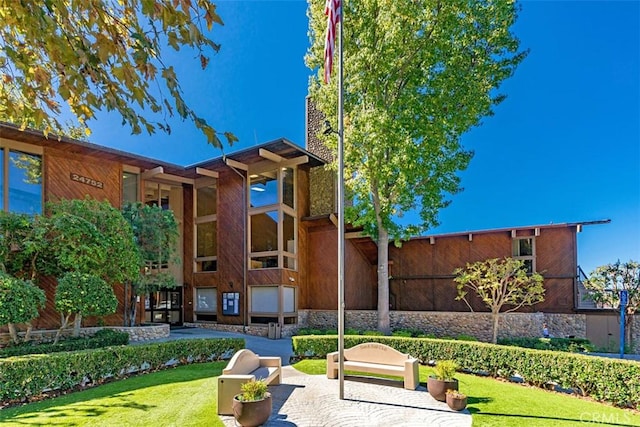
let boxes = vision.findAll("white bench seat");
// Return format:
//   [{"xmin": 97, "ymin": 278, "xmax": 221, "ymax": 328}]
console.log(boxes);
[
  {"xmin": 327, "ymin": 342, "xmax": 419, "ymax": 390},
  {"xmin": 217, "ymin": 349, "xmax": 281, "ymax": 415}
]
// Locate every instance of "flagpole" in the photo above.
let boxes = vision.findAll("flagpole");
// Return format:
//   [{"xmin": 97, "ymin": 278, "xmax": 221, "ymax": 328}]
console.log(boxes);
[{"xmin": 337, "ymin": 0, "xmax": 345, "ymax": 401}]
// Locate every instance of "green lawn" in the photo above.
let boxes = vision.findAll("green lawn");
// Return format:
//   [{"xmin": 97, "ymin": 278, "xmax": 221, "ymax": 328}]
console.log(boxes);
[
  {"xmin": 0, "ymin": 362, "xmax": 227, "ymax": 427},
  {"xmin": 295, "ymin": 359, "xmax": 640, "ymax": 427},
  {"xmin": 1, "ymin": 360, "xmax": 639, "ymax": 426}
]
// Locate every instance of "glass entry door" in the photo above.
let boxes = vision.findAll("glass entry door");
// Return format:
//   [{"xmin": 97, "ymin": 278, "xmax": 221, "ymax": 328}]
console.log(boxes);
[{"xmin": 145, "ymin": 289, "xmax": 183, "ymax": 325}]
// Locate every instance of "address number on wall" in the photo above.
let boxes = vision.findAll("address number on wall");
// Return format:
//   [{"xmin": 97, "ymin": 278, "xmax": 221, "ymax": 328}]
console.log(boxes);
[{"xmin": 70, "ymin": 173, "xmax": 104, "ymax": 189}]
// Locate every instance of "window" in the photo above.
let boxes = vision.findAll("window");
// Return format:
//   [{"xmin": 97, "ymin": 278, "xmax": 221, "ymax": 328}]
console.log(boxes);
[
  {"xmin": 248, "ymin": 285, "xmax": 297, "ymax": 325},
  {"xmin": 249, "ymin": 168, "xmax": 297, "ymax": 270},
  {"xmin": 195, "ymin": 181, "xmax": 217, "ymax": 272},
  {"xmin": 122, "ymin": 170, "xmax": 139, "ymax": 205},
  {"xmin": 194, "ymin": 287, "xmax": 217, "ymax": 322},
  {"xmin": 0, "ymin": 147, "xmax": 43, "ymax": 214},
  {"xmin": 512, "ymin": 237, "xmax": 535, "ymax": 273}
]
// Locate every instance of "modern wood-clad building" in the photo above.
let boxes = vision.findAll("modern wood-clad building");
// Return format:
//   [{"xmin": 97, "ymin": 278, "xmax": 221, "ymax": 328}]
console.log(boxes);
[{"xmin": 0, "ymin": 120, "xmax": 617, "ymax": 346}]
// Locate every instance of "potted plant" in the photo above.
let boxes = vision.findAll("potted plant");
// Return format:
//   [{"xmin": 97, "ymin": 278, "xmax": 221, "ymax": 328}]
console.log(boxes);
[
  {"xmin": 427, "ymin": 360, "xmax": 459, "ymax": 401},
  {"xmin": 446, "ymin": 389, "xmax": 467, "ymax": 411},
  {"xmin": 232, "ymin": 379, "xmax": 272, "ymax": 427}
]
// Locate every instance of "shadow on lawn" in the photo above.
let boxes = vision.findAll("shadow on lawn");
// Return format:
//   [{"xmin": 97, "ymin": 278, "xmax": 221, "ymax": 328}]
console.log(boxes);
[{"xmin": 0, "ymin": 361, "xmax": 227, "ymax": 424}]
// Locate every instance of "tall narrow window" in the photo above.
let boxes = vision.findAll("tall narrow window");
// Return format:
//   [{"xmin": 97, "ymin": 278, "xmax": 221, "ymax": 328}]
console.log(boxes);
[
  {"xmin": 195, "ymin": 181, "xmax": 217, "ymax": 272},
  {"xmin": 6, "ymin": 149, "xmax": 42, "ymax": 214},
  {"xmin": 249, "ymin": 167, "xmax": 297, "ymax": 270},
  {"xmin": 513, "ymin": 237, "xmax": 535, "ymax": 273},
  {"xmin": 122, "ymin": 170, "xmax": 139, "ymax": 205}
]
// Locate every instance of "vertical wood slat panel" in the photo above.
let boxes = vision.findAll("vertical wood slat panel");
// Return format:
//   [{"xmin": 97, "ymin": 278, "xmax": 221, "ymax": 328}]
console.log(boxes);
[{"xmin": 217, "ymin": 168, "xmax": 245, "ymax": 325}]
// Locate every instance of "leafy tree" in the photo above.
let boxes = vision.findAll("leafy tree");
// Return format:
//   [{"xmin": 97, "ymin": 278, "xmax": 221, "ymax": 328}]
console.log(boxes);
[
  {"xmin": 0, "ymin": 211, "xmax": 46, "ymax": 279},
  {"xmin": 454, "ymin": 257, "xmax": 545, "ymax": 343},
  {"xmin": 0, "ymin": 0, "xmax": 236, "ymax": 147},
  {"xmin": 40, "ymin": 198, "xmax": 141, "ymax": 285},
  {"xmin": 583, "ymin": 260, "xmax": 640, "ymax": 344},
  {"xmin": 306, "ymin": 0, "xmax": 527, "ymax": 333},
  {"xmin": 121, "ymin": 202, "xmax": 180, "ymax": 326},
  {"xmin": 0, "ymin": 272, "xmax": 46, "ymax": 344},
  {"xmin": 54, "ymin": 272, "xmax": 118, "ymax": 341}
]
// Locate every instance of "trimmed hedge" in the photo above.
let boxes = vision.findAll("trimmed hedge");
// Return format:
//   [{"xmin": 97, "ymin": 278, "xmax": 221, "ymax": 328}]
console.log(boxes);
[
  {"xmin": 292, "ymin": 335, "xmax": 640, "ymax": 409},
  {"xmin": 0, "ymin": 338, "xmax": 244, "ymax": 403},
  {"xmin": 498, "ymin": 336, "xmax": 595, "ymax": 353},
  {"xmin": 0, "ymin": 329, "xmax": 130, "ymax": 358}
]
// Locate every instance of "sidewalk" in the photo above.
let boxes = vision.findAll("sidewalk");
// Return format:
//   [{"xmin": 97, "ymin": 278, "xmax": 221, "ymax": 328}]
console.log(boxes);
[{"xmin": 160, "ymin": 327, "xmax": 472, "ymax": 427}]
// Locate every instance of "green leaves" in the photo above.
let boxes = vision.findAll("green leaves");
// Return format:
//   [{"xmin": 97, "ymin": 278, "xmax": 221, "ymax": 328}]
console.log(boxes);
[
  {"xmin": 0, "ymin": 272, "xmax": 46, "ymax": 326},
  {"xmin": 307, "ymin": 0, "xmax": 526, "ymax": 241},
  {"xmin": 0, "ymin": 0, "xmax": 233, "ymax": 147},
  {"xmin": 454, "ymin": 257, "xmax": 545, "ymax": 312},
  {"xmin": 584, "ymin": 260, "xmax": 639, "ymax": 315},
  {"xmin": 55, "ymin": 272, "xmax": 118, "ymax": 318}
]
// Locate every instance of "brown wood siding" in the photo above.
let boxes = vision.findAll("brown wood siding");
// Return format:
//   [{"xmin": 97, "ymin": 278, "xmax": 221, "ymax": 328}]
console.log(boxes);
[
  {"xmin": 217, "ymin": 168, "xmax": 245, "ymax": 325},
  {"xmin": 182, "ymin": 185, "xmax": 195, "ymax": 322},
  {"xmin": 297, "ymin": 167, "xmax": 310, "ymax": 309},
  {"xmin": 44, "ymin": 147, "xmax": 121, "ymax": 207},
  {"xmin": 306, "ymin": 223, "xmax": 376, "ymax": 310}
]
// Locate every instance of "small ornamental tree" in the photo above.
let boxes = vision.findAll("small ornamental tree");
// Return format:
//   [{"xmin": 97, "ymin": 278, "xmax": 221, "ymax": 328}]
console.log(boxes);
[
  {"xmin": 0, "ymin": 272, "xmax": 46, "ymax": 343},
  {"xmin": 41, "ymin": 198, "xmax": 140, "ymax": 284},
  {"xmin": 121, "ymin": 202, "xmax": 180, "ymax": 326},
  {"xmin": 54, "ymin": 272, "xmax": 118, "ymax": 342},
  {"xmin": 37, "ymin": 198, "xmax": 140, "ymax": 334},
  {"xmin": 454, "ymin": 257, "xmax": 545, "ymax": 343},
  {"xmin": 583, "ymin": 260, "xmax": 640, "ymax": 344}
]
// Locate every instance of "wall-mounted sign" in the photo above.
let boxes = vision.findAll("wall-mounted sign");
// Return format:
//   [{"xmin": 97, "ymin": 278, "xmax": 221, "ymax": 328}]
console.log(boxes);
[
  {"xmin": 222, "ymin": 292, "xmax": 240, "ymax": 316},
  {"xmin": 70, "ymin": 172, "xmax": 104, "ymax": 189}
]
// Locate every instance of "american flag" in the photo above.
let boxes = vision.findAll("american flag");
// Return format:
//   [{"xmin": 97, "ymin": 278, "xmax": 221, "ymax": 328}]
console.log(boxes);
[{"xmin": 324, "ymin": 0, "xmax": 341, "ymax": 84}]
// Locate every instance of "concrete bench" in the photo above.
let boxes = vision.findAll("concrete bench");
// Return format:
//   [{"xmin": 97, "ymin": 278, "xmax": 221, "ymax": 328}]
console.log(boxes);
[
  {"xmin": 217, "ymin": 348, "xmax": 281, "ymax": 415},
  {"xmin": 326, "ymin": 342, "xmax": 419, "ymax": 390}
]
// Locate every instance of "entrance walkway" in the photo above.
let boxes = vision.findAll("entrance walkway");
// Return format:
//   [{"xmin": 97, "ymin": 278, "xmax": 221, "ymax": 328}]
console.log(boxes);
[{"xmin": 159, "ymin": 327, "xmax": 472, "ymax": 427}]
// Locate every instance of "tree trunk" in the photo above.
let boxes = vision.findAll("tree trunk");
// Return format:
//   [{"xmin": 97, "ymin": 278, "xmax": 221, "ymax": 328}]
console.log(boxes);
[
  {"xmin": 491, "ymin": 311, "xmax": 500, "ymax": 344},
  {"xmin": 8, "ymin": 323, "xmax": 19, "ymax": 344},
  {"xmin": 73, "ymin": 313, "xmax": 83, "ymax": 337},
  {"xmin": 54, "ymin": 314, "xmax": 72, "ymax": 345},
  {"xmin": 24, "ymin": 322, "xmax": 33, "ymax": 342},
  {"xmin": 377, "ymin": 227, "xmax": 390, "ymax": 334},
  {"xmin": 129, "ymin": 292, "xmax": 138, "ymax": 327}
]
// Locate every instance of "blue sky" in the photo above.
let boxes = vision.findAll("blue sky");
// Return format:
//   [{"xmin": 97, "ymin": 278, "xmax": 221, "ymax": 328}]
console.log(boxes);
[{"xmin": 86, "ymin": 0, "xmax": 639, "ymax": 275}]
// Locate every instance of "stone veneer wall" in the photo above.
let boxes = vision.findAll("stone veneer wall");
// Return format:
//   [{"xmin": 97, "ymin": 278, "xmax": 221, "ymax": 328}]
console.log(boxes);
[
  {"xmin": 0, "ymin": 323, "xmax": 170, "ymax": 346},
  {"xmin": 299, "ymin": 310, "xmax": 640, "ymax": 352},
  {"xmin": 184, "ymin": 322, "xmax": 298, "ymax": 339}
]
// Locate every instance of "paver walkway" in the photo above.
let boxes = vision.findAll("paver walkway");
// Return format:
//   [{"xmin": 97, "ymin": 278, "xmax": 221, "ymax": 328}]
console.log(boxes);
[{"xmin": 162, "ymin": 327, "xmax": 472, "ymax": 427}]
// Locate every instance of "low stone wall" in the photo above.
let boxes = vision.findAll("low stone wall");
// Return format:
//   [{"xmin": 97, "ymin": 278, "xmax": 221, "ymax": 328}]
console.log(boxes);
[
  {"xmin": 0, "ymin": 324, "xmax": 170, "ymax": 346},
  {"xmin": 299, "ymin": 309, "xmax": 640, "ymax": 353},
  {"xmin": 184, "ymin": 322, "xmax": 299, "ymax": 339}
]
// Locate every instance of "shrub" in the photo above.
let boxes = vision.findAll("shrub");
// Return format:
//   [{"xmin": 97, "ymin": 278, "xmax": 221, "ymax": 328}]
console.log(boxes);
[
  {"xmin": 237, "ymin": 379, "xmax": 269, "ymax": 401},
  {"xmin": 0, "ymin": 329, "xmax": 129, "ymax": 358},
  {"xmin": 0, "ymin": 338, "xmax": 244, "ymax": 403},
  {"xmin": 434, "ymin": 360, "xmax": 458, "ymax": 380},
  {"xmin": 498, "ymin": 337, "xmax": 594, "ymax": 353},
  {"xmin": 291, "ymin": 335, "xmax": 640, "ymax": 409}
]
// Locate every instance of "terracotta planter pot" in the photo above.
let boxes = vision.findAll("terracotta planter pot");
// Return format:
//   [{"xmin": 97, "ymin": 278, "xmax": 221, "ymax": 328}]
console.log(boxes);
[
  {"xmin": 427, "ymin": 377, "xmax": 458, "ymax": 402},
  {"xmin": 232, "ymin": 392, "xmax": 272, "ymax": 427},
  {"xmin": 446, "ymin": 393, "xmax": 467, "ymax": 411}
]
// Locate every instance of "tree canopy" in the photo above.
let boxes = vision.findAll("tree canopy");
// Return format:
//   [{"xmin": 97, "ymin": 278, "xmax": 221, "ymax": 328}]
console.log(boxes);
[
  {"xmin": 0, "ymin": 0, "xmax": 236, "ymax": 147},
  {"xmin": 584, "ymin": 260, "xmax": 639, "ymax": 336},
  {"xmin": 306, "ymin": 0, "xmax": 527, "ymax": 332},
  {"xmin": 454, "ymin": 257, "xmax": 545, "ymax": 343}
]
